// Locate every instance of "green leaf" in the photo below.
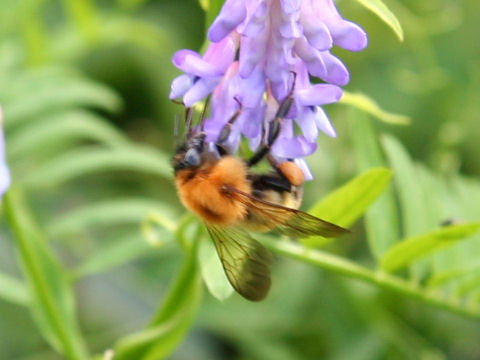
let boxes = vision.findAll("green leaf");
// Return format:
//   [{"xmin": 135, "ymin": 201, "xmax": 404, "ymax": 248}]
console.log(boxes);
[
  {"xmin": 141, "ymin": 212, "xmax": 179, "ymax": 247},
  {"xmin": 454, "ymin": 276, "xmax": 480, "ymax": 298},
  {"xmin": 100, "ymin": 16, "xmax": 171, "ymax": 51},
  {"xmin": 427, "ymin": 262, "xmax": 480, "ymax": 289},
  {"xmin": 46, "ymin": 198, "xmax": 176, "ymax": 239},
  {"xmin": 3, "ymin": 188, "xmax": 89, "ymax": 359},
  {"xmin": 302, "ymin": 167, "xmax": 392, "ymax": 247},
  {"xmin": 380, "ymin": 223, "xmax": 480, "ymax": 273},
  {"xmin": 61, "ymin": 0, "xmax": 99, "ymax": 41},
  {"xmin": 259, "ymin": 235, "xmax": 480, "ymax": 319},
  {"xmin": 353, "ymin": 0, "xmax": 404, "ymax": 41},
  {"xmin": 340, "ymin": 92, "xmax": 410, "ymax": 125},
  {"xmin": 381, "ymin": 135, "xmax": 432, "ymax": 237},
  {"xmin": 22, "ymin": 145, "xmax": 172, "ymax": 189},
  {"xmin": 72, "ymin": 232, "xmax": 166, "ymax": 279},
  {"xmin": 0, "ymin": 272, "xmax": 29, "ymax": 306},
  {"xmin": 382, "ymin": 135, "xmax": 442, "ymax": 281},
  {"xmin": 8, "ymin": 109, "xmax": 128, "ymax": 159},
  {"xmin": 113, "ymin": 238, "xmax": 202, "ymax": 360},
  {"xmin": 1, "ymin": 68, "xmax": 122, "ymax": 127},
  {"xmin": 350, "ymin": 110, "xmax": 400, "ymax": 259},
  {"xmin": 198, "ymin": 235, "xmax": 234, "ymax": 301}
]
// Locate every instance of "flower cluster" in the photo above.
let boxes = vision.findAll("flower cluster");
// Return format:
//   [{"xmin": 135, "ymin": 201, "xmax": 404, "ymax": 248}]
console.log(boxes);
[
  {"xmin": 170, "ymin": 0, "xmax": 367, "ymax": 179},
  {"xmin": 0, "ymin": 106, "xmax": 10, "ymax": 198}
]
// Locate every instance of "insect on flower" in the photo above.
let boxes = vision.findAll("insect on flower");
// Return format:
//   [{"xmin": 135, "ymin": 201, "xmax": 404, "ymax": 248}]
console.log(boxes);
[{"xmin": 172, "ymin": 76, "xmax": 348, "ymax": 301}]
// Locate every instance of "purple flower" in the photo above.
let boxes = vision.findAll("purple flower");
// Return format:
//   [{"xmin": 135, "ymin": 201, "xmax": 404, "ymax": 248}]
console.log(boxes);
[
  {"xmin": 170, "ymin": 0, "xmax": 367, "ymax": 179},
  {"xmin": 169, "ymin": 34, "xmax": 238, "ymax": 107},
  {"xmin": 0, "ymin": 107, "xmax": 10, "ymax": 198}
]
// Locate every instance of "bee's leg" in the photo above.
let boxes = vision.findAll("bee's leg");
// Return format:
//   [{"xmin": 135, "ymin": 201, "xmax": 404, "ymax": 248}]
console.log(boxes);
[
  {"xmin": 215, "ymin": 98, "xmax": 243, "ymax": 155},
  {"xmin": 249, "ymin": 173, "xmax": 292, "ymax": 194},
  {"xmin": 247, "ymin": 73, "xmax": 297, "ymax": 167}
]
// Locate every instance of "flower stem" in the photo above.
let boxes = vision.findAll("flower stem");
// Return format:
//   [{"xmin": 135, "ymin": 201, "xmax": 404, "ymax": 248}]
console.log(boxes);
[
  {"xmin": 261, "ymin": 237, "xmax": 480, "ymax": 319},
  {"xmin": 3, "ymin": 187, "xmax": 88, "ymax": 360}
]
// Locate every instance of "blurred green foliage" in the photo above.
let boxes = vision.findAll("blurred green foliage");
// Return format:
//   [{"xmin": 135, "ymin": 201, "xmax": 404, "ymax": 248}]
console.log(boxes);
[{"xmin": 1, "ymin": 0, "xmax": 480, "ymax": 359}]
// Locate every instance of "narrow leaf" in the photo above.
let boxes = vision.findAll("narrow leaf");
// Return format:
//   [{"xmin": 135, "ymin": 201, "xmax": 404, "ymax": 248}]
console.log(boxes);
[
  {"xmin": 340, "ymin": 91, "xmax": 410, "ymax": 125},
  {"xmin": 8, "ymin": 110, "xmax": 128, "ymax": 159},
  {"xmin": 71, "ymin": 233, "xmax": 167, "ymax": 279},
  {"xmin": 381, "ymin": 135, "xmax": 432, "ymax": 237},
  {"xmin": 427, "ymin": 262, "xmax": 480, "ymax": 289},
  {"xmin": 46, "ymin": 198, "xmax": 175, "ymax": 239},
  {"xmin": 22, "ymin": 145, "xmax": 172, "ymax": 189},
  {"xmin": 454, "ymin": 276, "xmax": 480, "ymax": 298},
  {"xmin": 198, "ymin": 235, "xmax": 234, "ymax": 301},
  {"xmin": 0, "ymin": 272, "xmax": 29, "ymax": 305},
  {"xmin": 380, "ymin": 223, "xmax": 480, "ymax": 273},
  {"xmin": 114, "ymin": 239, "xmax": 202, "ymax": 360},
  {"xmin": 381, "ymin": 135, "xmax": 434, "ymax": 280},
  {"xmin": 350, "ymin": 110, "xmax": 399, "ymax": 259},
  {"xmin": 3, "ymin": 188, "xmax": 89, "ymax": 359},
  {"xmin": 302, "ymin": 167, "xmax": 392, "ymax": 246},
  {"xmin": 2, "ymin": 68, "xmax": 121, "ymax": 127},
  {"xmin": 101, "ymin": 17, "xmax": 171, "ymax": 51},
  {"xmin": 354, "ymin": 0, "xmax": 404, "ymax": 41},
  {"xmin": 259, "ymin": 235, "xmax": 480, "ymax": 319}
]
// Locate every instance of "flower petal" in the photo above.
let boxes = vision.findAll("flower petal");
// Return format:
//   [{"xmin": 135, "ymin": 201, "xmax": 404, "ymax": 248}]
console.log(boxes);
[
  {"xmin": 299, "ymin": 0, "xmax": 333, "ymax": 51},
  {"xmin": 169, "ymin": 74, "xmax": 194, "ymax": 99},
  {"xmin": 203, "ymin": 35, "xmax": 237, "ymax": 71},
  {"xmin": 316, "ymin": 0, "xmax": 368, "ymax": 51},
  {"xmin": 330, "ymin": 20, "xmax": 368, "ymax": 52},
  {"xmin": 237, "ymin": 64, "xmax": 266, "ymax": 108},
  {"xmin": 296, "ymin": 84, "xmax": 343, "ymax": 106},
  {"xmin": 280, "ymin": 0, "xmax": 301, "ymax": 14},
  {"xmin": 272, "ymin": 136, "xmax": 317, "ymax": 158},
  {"xmin": 248, "ymin": 131, "xmax": 262, "ymax": 151},
  {"xmin": 296, "ymin": 107, "xmax": 318, "ymax": 142},
  {"xmin": 0, "ymin": 163, "xmax": 10, "ymax": 198},
  {"xmin": 238, "ymin": 0, "xmax": 268, "ymax": 37},
  {"xmin": 314, "ymin": 106, "xmax": 336, "ymax": 137},
  {"xmin": 294, "ymin": 158, "xmax": 313, "ymax": 181},
  {"xmin": 208, "ymin": 0, "xmax": 247, "ymax": 42},
  {"xmin": 183, "ymin": 77, "xmax": 220, "ymax": 107},
  {"xmin": 294, "ymin": 37, "xmax": 327, "ymax": 78},
  {"xmin": 172, "ymin": 50, "xmax": 223, "ymax": 77},
  {"xmin": 241, "ymin": 106, "xmax": 264, "ymax": 138},
  {"xmin": 318, "ymin": 51, "xmax": 349, "ymax": 86},
  {"xmin": 279, "ymin": 18, "xmax": 303, "ymax": 39},
  {"xmin": 239, "ymin": 26, "xmax": 269, "ymax": 78}
]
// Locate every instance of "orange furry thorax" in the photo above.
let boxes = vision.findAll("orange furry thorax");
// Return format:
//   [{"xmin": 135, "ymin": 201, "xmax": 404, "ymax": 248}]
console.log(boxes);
[{"xmin": 175, "ymin": 156, "xmax": 251, "ymax": 225}]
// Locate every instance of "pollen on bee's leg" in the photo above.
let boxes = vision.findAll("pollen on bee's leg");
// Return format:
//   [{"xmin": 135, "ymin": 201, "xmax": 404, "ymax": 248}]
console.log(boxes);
[{"xmin": 278, "ymin": 161, "xmax": 304, "ymax": 187}]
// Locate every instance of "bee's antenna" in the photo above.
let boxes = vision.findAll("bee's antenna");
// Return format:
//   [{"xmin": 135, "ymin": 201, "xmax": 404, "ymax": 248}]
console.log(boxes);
[
  {"xmin": 185, "ymin": 106, "xmax": 194, "ymax": 137},
  {"xmin": 200, "ymin": 95, "xmax": 211, "ymax": 131},
  {"xmin": 173, "ymin": 113, "xmax": 180, "ymax": 148}
]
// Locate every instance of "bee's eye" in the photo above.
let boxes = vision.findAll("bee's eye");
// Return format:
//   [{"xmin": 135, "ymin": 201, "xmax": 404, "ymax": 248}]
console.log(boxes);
[{"xmin": 184, "ymin": 148, "xmax": 201, "ymax": 167}]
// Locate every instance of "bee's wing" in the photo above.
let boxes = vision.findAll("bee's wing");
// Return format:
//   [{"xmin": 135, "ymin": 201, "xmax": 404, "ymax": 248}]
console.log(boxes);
[
  {"xmin": 226, "ymin": 186, "xmax": 349, "ymax": 238},
  {"xmin": 206, "ymin": 224, "xmax": 272, "ymax": 301}
]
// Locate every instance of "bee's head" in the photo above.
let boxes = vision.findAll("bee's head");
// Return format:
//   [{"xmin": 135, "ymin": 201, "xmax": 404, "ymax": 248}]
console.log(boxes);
[{"xmin": 172, "ymin": 132, "xmax": 206, "ymax": 173}]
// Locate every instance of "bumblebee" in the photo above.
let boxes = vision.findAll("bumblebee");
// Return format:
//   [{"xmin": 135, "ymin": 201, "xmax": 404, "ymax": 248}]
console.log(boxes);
[{"xmin": 172, "ymin": 82, "xmax": 348, "ymax": 301}]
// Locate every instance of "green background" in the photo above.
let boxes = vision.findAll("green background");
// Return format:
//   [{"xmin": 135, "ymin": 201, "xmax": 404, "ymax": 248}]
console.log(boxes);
[{"xmin": 1, "ymin": 0, "xmax": 480, "ymax": 359}]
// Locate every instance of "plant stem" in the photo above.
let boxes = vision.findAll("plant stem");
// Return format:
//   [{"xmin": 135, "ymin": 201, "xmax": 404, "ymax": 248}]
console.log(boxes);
[
  {"xmin": 3, "ymin": 188, "xmax": 88, "ymax": 360},
  {"xmin": 262, "ymin": 237, "xmax": 480, "ymax": 319}
]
